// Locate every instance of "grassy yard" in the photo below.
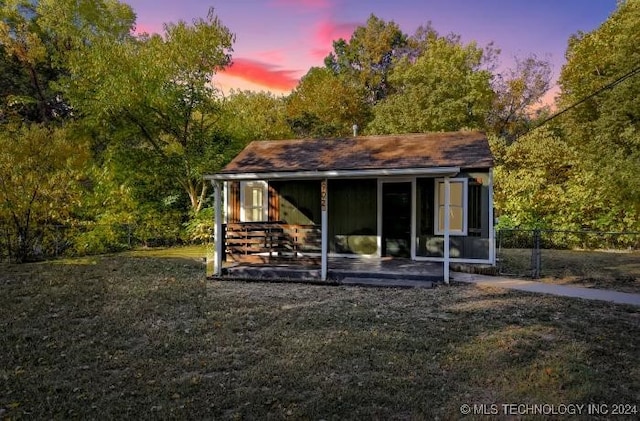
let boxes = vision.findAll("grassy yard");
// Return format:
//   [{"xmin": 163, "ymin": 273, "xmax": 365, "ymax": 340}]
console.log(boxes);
[
  {"xmin": 1, "ymin": 248, "xmax": 640, "ymax": 419},
  {"xmin": 498, "ymin": 248, "xmax": 640, "ymax": 294}
]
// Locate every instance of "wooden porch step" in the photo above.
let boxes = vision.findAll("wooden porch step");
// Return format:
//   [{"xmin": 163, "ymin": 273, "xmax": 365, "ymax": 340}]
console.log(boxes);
[
  {"xmin": 340, "ymin": 277, "xmax": 435, "ymax": 288},
  {"xmin": 328, "ymin": 270, "xmax": 441, "ymax": 282}
]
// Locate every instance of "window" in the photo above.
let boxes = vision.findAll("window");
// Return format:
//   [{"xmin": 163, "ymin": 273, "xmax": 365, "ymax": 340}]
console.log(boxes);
[
  {"xmin": 434, "ymin": 178, "xmax": 467, "ymax": 235},
  {"xmin": 240, "ymin": 181, "xmax": 268, "ymax": 222}
]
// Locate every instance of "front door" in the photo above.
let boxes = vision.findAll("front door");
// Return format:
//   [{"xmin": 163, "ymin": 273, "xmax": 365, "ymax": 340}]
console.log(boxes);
[{"xmin": 382, "ymin": 182, "xmax": 411, "ymax": 257}]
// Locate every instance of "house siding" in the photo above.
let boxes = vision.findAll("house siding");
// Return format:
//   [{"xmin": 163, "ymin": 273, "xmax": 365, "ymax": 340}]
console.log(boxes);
[
  {"xmin": 270, "ymin": 181, "xmax": 321, "ymax": 225},
  {"xmin": 328, "ymin": 179, "xmax": 377, "ymax": 254}
]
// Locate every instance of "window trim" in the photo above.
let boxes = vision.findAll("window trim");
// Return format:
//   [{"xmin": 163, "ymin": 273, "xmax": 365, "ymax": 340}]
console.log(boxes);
[
  {"xmin": 434, "ymin": 178, "xmax": 468, "ymax": 236},
  {"xmin": 239, "ymin": 180, "xmax": 268, "ymax": 222}
]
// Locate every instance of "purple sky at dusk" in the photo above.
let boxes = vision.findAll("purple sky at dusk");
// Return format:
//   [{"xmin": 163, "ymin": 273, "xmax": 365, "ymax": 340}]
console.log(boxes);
[{"xmin": 125, "ymin": 0, "xmax": 618, "ymax": 102}]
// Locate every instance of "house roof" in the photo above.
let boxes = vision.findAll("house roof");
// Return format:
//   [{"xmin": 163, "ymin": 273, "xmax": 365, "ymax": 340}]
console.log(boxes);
[{"xmin": 211, "ymin": 131, "xmax": 492, "ymax": 180}]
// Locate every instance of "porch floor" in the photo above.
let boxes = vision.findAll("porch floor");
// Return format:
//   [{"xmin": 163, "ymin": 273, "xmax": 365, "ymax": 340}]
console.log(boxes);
[{"xmin": 219, "ymin": 257, "xmax": 443, "ymax": 287}]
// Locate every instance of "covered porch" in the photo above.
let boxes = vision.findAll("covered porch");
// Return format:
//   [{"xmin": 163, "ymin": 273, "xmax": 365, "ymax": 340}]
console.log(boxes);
[{"xmin": 205, "ymin": 132, "xmax": 495, "ymax": 284}]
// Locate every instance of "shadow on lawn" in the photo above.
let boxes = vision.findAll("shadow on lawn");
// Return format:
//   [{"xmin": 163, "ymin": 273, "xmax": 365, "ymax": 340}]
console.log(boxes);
[{"xmin": 1, "ymin": 255, "xmax": 639, "ymax": 419}]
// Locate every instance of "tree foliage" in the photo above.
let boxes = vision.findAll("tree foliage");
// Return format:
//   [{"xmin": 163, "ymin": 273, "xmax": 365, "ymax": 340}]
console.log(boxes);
[
  {"xmin": 493, "ymin": 0, "xmax": 640, "ymax": 232},
  {"xmin": 368, "ymin": 31, "xmax": 494, "ymax": 134},
  {"xmin": 491, "ymin": 129, "xmax": 577, "ymax": 228},
  {"xmin": 325, "ymin": 14, "xmax": 407, "ymax": 106},
  {"xmin": 556, "ymin": 0, "xmax": 640, "ymax": 231},
  {"xmin": 0, "ymin": 123, "xmax": 89, "ymax": 261},
  {"xmin": 64, "ymin": 8, "xmax": 235, "ymax": 213},
  {"xmin": 0, "ymin": 0, "xmax": 135, "ymax": 122},
  {"xmin": 487, "ymin": 54, "xmax": 552, "ymax": 140},
  {"xmin": 221, "ymin": 90, "xmax": 293, "ymax": 142},
  {"xmin": 286, "ymin": 67, "xmax": 368, "ymax": 137}
]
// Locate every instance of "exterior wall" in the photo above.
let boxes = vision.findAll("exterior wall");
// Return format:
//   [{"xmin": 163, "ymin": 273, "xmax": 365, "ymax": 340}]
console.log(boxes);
[
  {"xmin": 270, "ymin": 180, "xmax": 321, "ymax": 225},
  {"xmin": 224, "ymin": 171, "xmax": 493, "ymax": 263},
  {"xmin": 328, "ymin": 179, "xmax": 377, "ymax": 254},
  {"xmin": 416, "ymin": 171, "xmax": 491, "ymax": 260},
  {"xmin": 228, "ymin": 180, "xmax": 321, "ymax": 225}
]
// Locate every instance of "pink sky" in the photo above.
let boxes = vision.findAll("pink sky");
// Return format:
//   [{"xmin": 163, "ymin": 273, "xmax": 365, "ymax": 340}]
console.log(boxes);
[{"xmin": 125, "ymin": 0, "xmax": 617, "ymax": 102}]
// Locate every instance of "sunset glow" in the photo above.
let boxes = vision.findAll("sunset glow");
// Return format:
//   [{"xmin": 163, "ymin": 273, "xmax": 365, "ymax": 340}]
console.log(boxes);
[
  {"xmin": 125, "ymin": 0, "xmax": 617, "ymax": 99},
  {"xmin": 220, "ymin": 58, "xmax": 300, "ymax": 91}
]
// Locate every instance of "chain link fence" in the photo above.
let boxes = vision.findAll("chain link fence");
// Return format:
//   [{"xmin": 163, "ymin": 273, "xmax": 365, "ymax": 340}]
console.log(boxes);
[{"xmin": 496, "ymin": 228, "xmax": 640, "ymax": 280}]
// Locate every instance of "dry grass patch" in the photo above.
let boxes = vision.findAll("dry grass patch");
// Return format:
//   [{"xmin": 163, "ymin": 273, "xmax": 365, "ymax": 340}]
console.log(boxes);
[
  {"xmin": 499, "ymin": 248, "xmax": 640, "ymax": 293},
  {"xmin": 1, "ymin": 250, "xmax": 639, "ymax": 419}
]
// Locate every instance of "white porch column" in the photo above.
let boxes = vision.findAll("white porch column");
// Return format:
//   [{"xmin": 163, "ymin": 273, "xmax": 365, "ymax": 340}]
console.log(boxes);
[
  {"xmin": 321, "ymin": 179, "xmax": 328, "ymax": 281},
  {"xmin": 443, "ymin": 176, "xmax": 451, "ymax": 284},
  {"xmin": 410, "ymin": 178, "xmax": 417, "ymax": 260},
  {"xmin": 213, "ymin": 180, "xmax": 223, "ymax": 277}
]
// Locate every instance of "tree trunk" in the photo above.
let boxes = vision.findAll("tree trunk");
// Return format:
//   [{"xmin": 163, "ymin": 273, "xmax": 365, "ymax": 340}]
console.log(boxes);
[{"xmin": 182, "ymin": 177, "xmax": 207, "ymax": 215}]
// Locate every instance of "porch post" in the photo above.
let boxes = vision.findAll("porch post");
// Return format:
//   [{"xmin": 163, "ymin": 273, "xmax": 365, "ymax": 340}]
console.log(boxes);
[
  {"xmin": 488, "ymin": 168, "xmax": 496, "ymax": 265},
  {"xmin": 321, "ymin": 179, "xmax": 328, "ymax": 281},
  {"xmin": 410, "ymin": 178, "xmax": 417, "ymax": 260},
  {"xmin": 376, "ymin": 178, "xmax": 382, "ymax": 258},
  {"xmin": 443, "ymin": 176, "xmax": 451, "ymax": 284},
  {"xmin": 213, "ymin": 180, "xmax": 223, "ymax": 277}
]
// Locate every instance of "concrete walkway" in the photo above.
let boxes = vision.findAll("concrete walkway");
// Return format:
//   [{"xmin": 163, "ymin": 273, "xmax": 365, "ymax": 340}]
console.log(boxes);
[{"xmin": 453, "ymin": 272, "xmax": 640, "ymax": 307}]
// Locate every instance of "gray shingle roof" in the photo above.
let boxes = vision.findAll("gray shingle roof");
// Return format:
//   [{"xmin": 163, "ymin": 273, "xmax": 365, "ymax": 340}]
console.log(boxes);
[{"xmin": 219, "ymin": 131, "xmax": 493, "ymax": 174}]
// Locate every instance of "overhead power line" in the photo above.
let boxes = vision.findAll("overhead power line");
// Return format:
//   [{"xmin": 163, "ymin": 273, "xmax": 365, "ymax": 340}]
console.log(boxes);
[{"xmin": 518, "ymin": 63, "xmax": 640, "ymax": 138}]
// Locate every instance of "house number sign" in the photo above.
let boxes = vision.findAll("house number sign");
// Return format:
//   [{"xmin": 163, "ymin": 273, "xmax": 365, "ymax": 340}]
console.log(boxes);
[{"xmin": 321, "ymin": 180, "xmax": 327, "ymax": 211}]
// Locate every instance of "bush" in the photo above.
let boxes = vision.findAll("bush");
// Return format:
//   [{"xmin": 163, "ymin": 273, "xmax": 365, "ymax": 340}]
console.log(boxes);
[
  {"xmin": 72, "ymin": 223, "xmax": 131, "ymax": 255},
  {"xmin": 183, "ymin": 208, "xmax": 213, "ymax": 244}
]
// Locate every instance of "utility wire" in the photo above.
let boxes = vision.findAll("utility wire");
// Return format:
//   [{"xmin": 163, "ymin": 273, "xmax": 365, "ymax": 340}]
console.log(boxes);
[{"xmin": 517, "ymin": 63, "xmax": 640, "ymax": 138}]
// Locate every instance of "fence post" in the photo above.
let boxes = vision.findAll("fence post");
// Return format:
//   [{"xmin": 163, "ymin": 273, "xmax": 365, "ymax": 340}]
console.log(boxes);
[{"xmin": 531, "ymin": 228, "xmax": 541, "ymax": 278}]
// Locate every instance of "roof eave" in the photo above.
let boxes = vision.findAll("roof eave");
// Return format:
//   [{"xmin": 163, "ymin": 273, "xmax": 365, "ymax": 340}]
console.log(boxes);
[{"xmin": 204, "ymin": 166, "xmax": 462, "ymax": 182}]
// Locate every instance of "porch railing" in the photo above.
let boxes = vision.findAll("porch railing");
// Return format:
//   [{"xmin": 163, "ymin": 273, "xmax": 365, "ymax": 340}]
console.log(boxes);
[{"xmin": 224, "ymin": 222, "xmax": 321, "ymax": 264}]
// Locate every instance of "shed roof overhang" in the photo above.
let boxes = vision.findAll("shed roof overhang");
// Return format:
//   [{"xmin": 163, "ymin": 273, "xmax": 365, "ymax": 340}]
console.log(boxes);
[{"xmin": 204, "ymin": 166, "xmax": 461, "ymax": 182}]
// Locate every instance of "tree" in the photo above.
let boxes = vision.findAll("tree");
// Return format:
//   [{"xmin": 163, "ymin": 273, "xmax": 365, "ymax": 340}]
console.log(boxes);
[
  {"xmin": 0, "ymin": 0, "xmax": 135, "ymax": 122},
  {"xmin": 487, "ymin": 54, "xmax": 552, "ymax": 140},
  {"xmin": 0, "ymin": 123, "xmax": 89, "ymax": 261},
  {"xmin": 221, "ymin": 90, "xmax": 293, "ymax": 142},
  {"xmin": 0, "ymin": 0, "xmax": 139, "ymax": 259},
  {"xmin": 286, "ymin": 67, "xmax": 369, "ymax": 138},
  {"xmin": 325, "ymin": 14, "xmax": 407, "ymax": 106},
  {"xmin": 64, "ymin": 8, "xmax": 235, "ymax": 214},
  {"xmin": 556, "ymin": 0, "xmax": 640, "ymax": 231},
  {"xmin": 491, "ymin": 129, "xmax": 576, "ymax": 229},
  {"xmin": 367, "ymin": 32, "xmax": 494, "ymax": 134}
]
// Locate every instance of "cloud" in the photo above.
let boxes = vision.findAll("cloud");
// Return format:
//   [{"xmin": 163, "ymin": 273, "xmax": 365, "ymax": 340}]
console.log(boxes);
[
  {"xmin": 314, "ymin": 19, "xmax": 356, "ymax": 45},
  {"xmin": 221, "ymin": 58, "xmax": 300, "ymax": 91},
  {"xmin": 311, "ymin": 18, "xmax": 358, "ymax": 60},
  {"xmin": 271, "ymin": 0, "xmax": 332, "ymax": 10},
  {"xmin": 256, "ymin": 50, "xmax": 287, "ymax": 63}
]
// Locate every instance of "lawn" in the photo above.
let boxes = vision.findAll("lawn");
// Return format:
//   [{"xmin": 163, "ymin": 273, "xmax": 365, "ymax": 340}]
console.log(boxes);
[
  {"xmin": 498, "ymin": 248, "xmax": 640, "ymax": 294},
  {"xmin": 1, "ymin": 248, "xmax": 639, "ymax": 419}
]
